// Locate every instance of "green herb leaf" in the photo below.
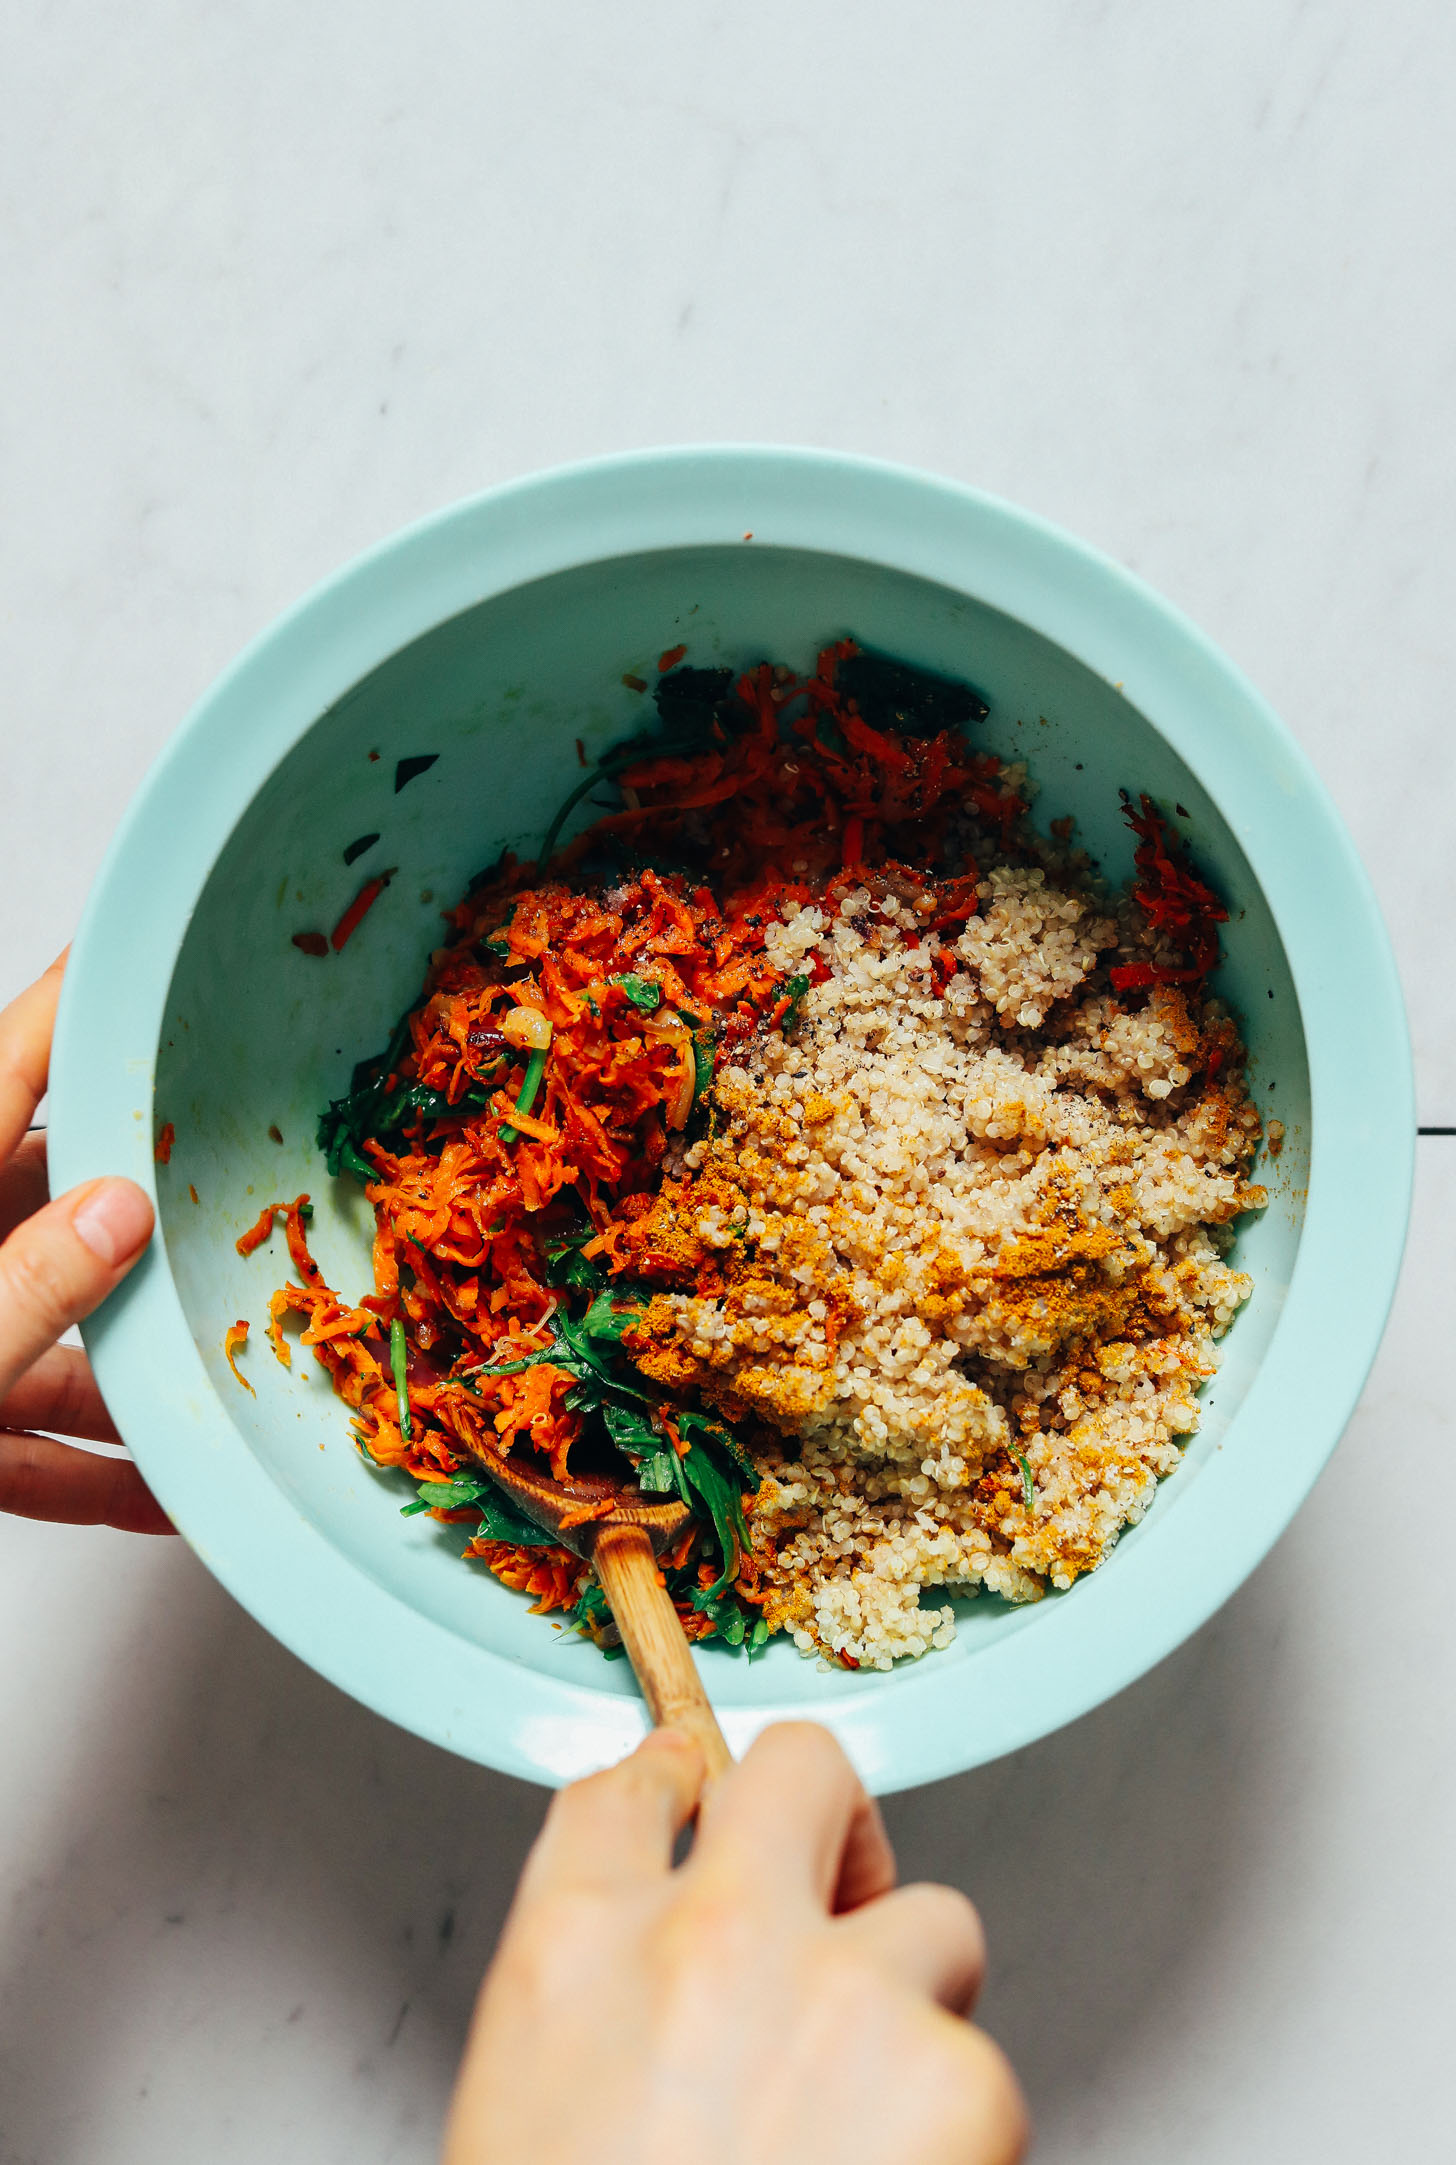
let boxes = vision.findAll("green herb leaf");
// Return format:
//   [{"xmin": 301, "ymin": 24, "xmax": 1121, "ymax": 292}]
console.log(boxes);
[
  {"xmin": 401, "ymin": 1465, "xmax": 558, "ymax": 1548},
  {"xmin": 338, "ymin": 1138, "xmax": 376, "ymax": 1184},
  {"xmin": 400, "ymin": 1469, "xmax": 487, "ymax": 1514},
  {"xmin": 683, "ymin": 1570, "xmax": 763, "ymax": 1653},
  {"xmin": 317, "ymin": 1009, "xmax": 415, "ymax": 1178},
  {"xmin": 675, "ymin": 1407, "xmax": 760, "ymax": 1490},
  {"xmin": 552, "ymin": 1308, "xmax": 651, "ymax": 1401},
  {"xmin": 567, "ymin": 1576, "xmax": 624, "ymax": 1650},
  {"xmin": 541, "ymin": 1226, "xmax": 606, "ymax": 1293},
  {"xmin": 1015, "ymin": 1451, "xmax": 1035, "ymax": 1514},
  {"xmin": 473, "ymin": 1310, "xmax": 650, "ymax": 1405},
  {"xmin": 636, "ymin": 1447, "xmax": 679, "ymax": 1494},
  {"xmin": 342, "ymin": 832, "xmax": 381, "ymax": 866},
  {"xmin": 610, "ymin": 973, "xmax": 662, "ymax": 1012},
  {"xmin": 375, "ymin": 1082, "xmax": 495, "ymax": 1133},
  {"xmin": 580, "ymin": 1285, "xmax": 651, "ymax": 1343},
  {"xmin": 473, "ymin": 1491, "xmax": 559, "ymax": 1546},
  {"xmin": 680, "ymin": 1443, "xmax": 748, "ymax": 1598},
  {"xmin": 599, "ymin": 1398, "xmax": 659, "ymax": 1457}
]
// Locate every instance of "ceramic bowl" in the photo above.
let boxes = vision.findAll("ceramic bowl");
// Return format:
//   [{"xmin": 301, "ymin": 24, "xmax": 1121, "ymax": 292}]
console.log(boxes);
[{"xmin": 50, "ymin": 447, "xmax": 1412, "ymax": 1791}]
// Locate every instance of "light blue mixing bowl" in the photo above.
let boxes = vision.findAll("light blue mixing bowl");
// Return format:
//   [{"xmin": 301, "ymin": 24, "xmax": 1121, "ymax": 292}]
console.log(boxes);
[{"xmin": 49, "ymin": 448, "xmax": 1413, "ymax": 1791}]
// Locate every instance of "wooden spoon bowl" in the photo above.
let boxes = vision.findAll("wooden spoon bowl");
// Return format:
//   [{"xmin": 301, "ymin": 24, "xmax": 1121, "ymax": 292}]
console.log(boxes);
[{"xmin": 468, "ymin": 1440, "xmax": 732, "ymax": 1778}]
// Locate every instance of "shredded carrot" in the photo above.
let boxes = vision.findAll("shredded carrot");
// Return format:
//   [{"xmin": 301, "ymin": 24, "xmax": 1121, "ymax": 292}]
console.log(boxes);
[
  {"xmin": 154, "ymin": 1122, "xmax": 175, "ymax": 1165},
  {"xmin": 266, "ymin": 1288, "xmax": 294, "ymax": 1369},
  {"xmin": 331, "ymin": 873, "xmax": 393, "ymax": 953},
  {"xmin": 658, "ymin": 643, "xmax": 687, "ymax": 671},
  {"xmin": 236, "ymin": 1203, "xmax": 281, "ymax": 1256},
  {"xmin": 224, "ymin": 1320, "xmax": 255, "ymax": 1395}
]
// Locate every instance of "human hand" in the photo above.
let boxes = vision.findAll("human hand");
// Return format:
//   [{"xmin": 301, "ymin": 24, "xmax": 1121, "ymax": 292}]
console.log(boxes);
[
  {"xmin": 445, "ymin": 1722, "xmax": 1027, "ymax": 2165},
  {"xmin": 0, "ymin": 955, "xmax": 173, "ymax": 1533}
]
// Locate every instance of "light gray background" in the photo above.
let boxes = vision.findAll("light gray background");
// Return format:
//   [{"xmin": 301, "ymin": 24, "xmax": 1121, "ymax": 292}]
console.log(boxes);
[{"xmin": 2, "ymin": 3, "xmax": 1451, "ymax": 2158}]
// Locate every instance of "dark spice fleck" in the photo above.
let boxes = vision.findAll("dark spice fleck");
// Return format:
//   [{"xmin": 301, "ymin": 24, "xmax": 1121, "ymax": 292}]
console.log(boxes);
[
  {"xmin": 343, "ymin": 832, "xmax": 381, "ymax": 866},
  {"xmin": 292, "ymin": 931, "xmax": 329, "ymax": 957}
]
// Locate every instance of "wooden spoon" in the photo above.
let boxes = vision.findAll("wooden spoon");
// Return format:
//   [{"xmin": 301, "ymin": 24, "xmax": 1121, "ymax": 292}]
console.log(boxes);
[{"xmin": 471, "ymin": 1441, "xmax": 733, "ymax": 1779}]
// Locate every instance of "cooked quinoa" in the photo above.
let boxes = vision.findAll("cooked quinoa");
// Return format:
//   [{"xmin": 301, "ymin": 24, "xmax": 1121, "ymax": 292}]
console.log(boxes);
[{"xmin": 632, "ymin": 865, "xmax": 1265, "ymax": 1669}]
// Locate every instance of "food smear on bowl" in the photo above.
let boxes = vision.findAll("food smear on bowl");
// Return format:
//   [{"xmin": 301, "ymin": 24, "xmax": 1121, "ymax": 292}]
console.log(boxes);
[{"xmin": 254, "ymin": 642, "xmax": 1267, "ymax": 1671}]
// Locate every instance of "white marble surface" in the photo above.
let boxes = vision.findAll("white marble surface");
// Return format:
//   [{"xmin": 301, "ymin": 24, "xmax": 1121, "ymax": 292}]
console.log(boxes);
[{"xmin": 2, "ymin": 3, "xmax": 1453, "ymax": 2157}]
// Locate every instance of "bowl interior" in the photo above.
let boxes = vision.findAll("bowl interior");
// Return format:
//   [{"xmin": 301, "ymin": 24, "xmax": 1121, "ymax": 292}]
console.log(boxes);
[{"xmin": 153, "ymin": 542, "xmax": 1309, "ymax": 1715}]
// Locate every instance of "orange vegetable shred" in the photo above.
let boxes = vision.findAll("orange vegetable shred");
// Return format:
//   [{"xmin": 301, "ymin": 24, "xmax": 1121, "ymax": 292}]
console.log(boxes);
[
  {"xmin": 330, "ymin": 873, "xmax": 394, "ymax": 953},
  {"xmin": 224, "ymin": 1320, "xmax": 254, "ymax": 1395},
  {"xmin": 236, "ymin": 1203, "xmax": 282, "ymax": 1257}
]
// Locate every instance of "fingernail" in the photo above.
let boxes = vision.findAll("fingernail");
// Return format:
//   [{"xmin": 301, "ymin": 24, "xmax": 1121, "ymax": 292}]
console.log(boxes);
[{"xmin": 72, "ymin": 1179, "xmax": 154, "ymax": 1266}]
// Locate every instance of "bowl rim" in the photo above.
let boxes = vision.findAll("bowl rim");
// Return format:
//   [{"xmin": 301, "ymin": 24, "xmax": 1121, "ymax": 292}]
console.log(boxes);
[{"xmin": 50, "ymin": 444, "xmax": 1414, "ymax": 1792}]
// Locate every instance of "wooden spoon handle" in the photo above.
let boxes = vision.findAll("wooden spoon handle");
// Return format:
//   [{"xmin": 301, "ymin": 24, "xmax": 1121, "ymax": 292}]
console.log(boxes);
[{"xmin": 592, "ymin": 1523, "xmax": 733, "ymax": 1780}]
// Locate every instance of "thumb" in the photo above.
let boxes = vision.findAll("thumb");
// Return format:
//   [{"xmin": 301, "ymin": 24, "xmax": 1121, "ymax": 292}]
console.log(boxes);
[{"xmin": 0, "ymin": 1178, "xmax": 154, "ymax": 1402}]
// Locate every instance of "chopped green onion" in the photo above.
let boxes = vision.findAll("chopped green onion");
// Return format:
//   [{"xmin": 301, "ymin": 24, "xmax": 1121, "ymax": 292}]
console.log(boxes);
[
  {"xmin": 1015, "ymin": 1451, "xmax": 1034, "ymax": 1513},
  {"xmin": 500, "ymin": 1045, "xmax": 549, "ymax": 1143},
  {"xmin": 691, "ymin": 1029, "xmax": 715, "ymax": 1103},
  {"xmin": 390, "ymin": 1316, "xmax": 412, "ymax": 1442}
]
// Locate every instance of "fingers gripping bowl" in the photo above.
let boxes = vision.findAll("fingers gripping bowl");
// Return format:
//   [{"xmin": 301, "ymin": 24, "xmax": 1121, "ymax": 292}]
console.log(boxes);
[{"xmin": 50, "ymin": 449, "xmax": 1412, "ymax": 1791}]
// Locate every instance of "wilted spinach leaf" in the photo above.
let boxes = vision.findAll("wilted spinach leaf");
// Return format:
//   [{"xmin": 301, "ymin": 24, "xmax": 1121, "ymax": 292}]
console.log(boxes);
[
  {"xmin": 580, "ymin": 1285, "xmax": 651, "ymax": 1344},
  {"xmin": 653, "ymin": 665, "xmax": 737, "ymax": 738},
  {"xmin": 837, "ymin": 649, "xmax": 989, "ymax": 734},
  {"xmin": 400, "ymin": 1466, "xmax": 558, "ymax": 1547},
  {"xmin": 541, "ymin": 1226, "xmax": 605, "ymax": 1294},
  {"xmin": 610, "ymin": 973, "xmax": 662, "ymax": 1012}
]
